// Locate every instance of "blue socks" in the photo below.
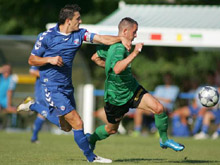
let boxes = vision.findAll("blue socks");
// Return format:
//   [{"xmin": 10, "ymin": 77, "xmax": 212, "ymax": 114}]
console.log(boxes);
[
  {"xmin": 134, "ymin": 126, "xmax": 141, "ymax": 132},
  {"xmin": 73, "ymin": 129, "xmax": 96, "ymax": 162},
  {"xmin": 31, "ymin": 116, "xmax": 45, "ymax": 141},
  {"xmin": 192, "ymin": 116, "xmax": 203, "ymax": 135},
  {"xmin": 31, "ymin": 104, "xmax": 96, "ymax": 161},
  {"xmin": 201, "ymin": 125, "xmax": 209, "ymax": 134},
  {"xmin": 217, "ymin": 128, "xmax": 220, "ymax": 135}
]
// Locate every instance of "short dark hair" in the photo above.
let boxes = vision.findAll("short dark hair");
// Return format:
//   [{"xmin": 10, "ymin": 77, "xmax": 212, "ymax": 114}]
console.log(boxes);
[
  {"xmin": 118, "ymin": 17, "xmax": 138, "ymax": 32},
  {"xmin": 58, "ymin": 4, "xmax": 81, "ymax": 25}
]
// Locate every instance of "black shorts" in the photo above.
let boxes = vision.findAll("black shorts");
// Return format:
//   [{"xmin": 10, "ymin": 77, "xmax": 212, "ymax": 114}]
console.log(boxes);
[{"xmin": 104, "ymin": 86, "xmax": 148, "ymax": 124}]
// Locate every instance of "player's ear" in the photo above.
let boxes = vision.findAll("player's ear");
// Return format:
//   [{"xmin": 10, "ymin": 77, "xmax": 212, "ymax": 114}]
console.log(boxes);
[
  {"xmin": 66, "ymin": 18, "xmax": 71, "ymax": 25},
  {"xmin": 122, "ymin": 28, "xmax": 128, "ymax": 36}
]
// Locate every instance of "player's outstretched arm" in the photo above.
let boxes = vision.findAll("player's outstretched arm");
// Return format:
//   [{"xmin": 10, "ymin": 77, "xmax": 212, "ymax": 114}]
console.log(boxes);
[
  {"xmin": 114, "ymin": 43, "xmax": 143, "ymax": 74},
  {"xmin": 91, "ymin": 53, "xmax": 105, "ymax": 68},
  {"xmin": 28, "ymin": 55, "xmax": 63, "ymax": 67},
  {"xmin": 93, "ymin": 35, "xmax": 131, "ymax": 51}
]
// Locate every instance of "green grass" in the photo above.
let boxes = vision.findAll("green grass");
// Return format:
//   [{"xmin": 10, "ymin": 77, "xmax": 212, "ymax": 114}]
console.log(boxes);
[{"xmin": 0, "ymin": 131, "xmax": 220, "ymax": 165}]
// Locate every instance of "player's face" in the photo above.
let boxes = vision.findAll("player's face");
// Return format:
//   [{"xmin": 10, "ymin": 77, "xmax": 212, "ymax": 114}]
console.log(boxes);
[
  {"xmin": 127, "ymin": 24, "xmax": 138, "ymax": 41},
  {"xmin": 69, "ymin": 11, "xmax": 82, "ymax": 31},
  {"xmin": 2, "ymin": 65, "xmax": 11, "ymax": 78}
]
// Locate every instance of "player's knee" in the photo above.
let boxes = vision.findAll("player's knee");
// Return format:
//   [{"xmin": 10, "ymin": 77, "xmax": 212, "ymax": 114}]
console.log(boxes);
[
  {"xmin": 154, "ymin": 103, "xmax": 164, "ymax": 115},
  {"xmin": 108, "ymin": 130, "xmax": 117, "ymax": 135},
  {"xmin": 106, "ymin": 127, "xmax": 117, "ymax": 135}
]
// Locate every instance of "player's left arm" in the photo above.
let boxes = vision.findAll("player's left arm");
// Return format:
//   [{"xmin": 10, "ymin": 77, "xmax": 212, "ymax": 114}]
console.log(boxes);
[
  {"xmin": 7, "ymin": 90, "xmax": 14, "ymax": 109},
  {"xmin": 91, "ymin": 53, "xmax": 105, "ymax": 68},
  {"xmin": 6, "ymin": 78, "xmax": 16, "ymax": 112},
  {"xmin": 29, "ymin": 69, "xmax": 40, "ymax": 78},
  {"xmin": 93, "ymin": 34, "xmax": 131, "ymax": 51}
]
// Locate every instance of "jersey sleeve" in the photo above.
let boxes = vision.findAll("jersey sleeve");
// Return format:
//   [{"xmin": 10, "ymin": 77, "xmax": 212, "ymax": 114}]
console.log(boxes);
[
  {"xmin": 82, "ymin": 29, "xmax": 96, "ymax": 43},
  {"xmin": 31, "ymin": 33, "xmax": 47, "ymax": 57},
  {"xmin": 96, "ymin": 45, "xmax": 109, "ymax": 59},
  {"xmin": 8, "ymin": 76, "xmax": 16, "ymax": 91},
  {"xmin": 111, "ymin": 44, "xmax": 126, "ymax": 69},
  {"xmin": 29, "ymin": 66, "xmax": 39, "ymax": 72},
  {"xmin": 169, "ymin": 86, "xmax": 180, "ymax": 101}
]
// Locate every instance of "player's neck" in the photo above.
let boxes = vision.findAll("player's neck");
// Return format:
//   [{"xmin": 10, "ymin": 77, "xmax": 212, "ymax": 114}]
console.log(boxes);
[{"xmin": 59, "ymin": 24, "xmax": 71, "ymax": 34}]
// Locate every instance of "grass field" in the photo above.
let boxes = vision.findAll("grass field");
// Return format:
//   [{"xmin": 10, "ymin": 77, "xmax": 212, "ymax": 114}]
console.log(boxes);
[{"xmin": 0, "ymin": 131, "xmax": 220, "ymax": 165}]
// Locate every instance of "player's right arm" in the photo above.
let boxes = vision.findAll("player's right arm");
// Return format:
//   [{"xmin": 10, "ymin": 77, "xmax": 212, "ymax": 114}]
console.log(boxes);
[
  {"xmin": 28, "ymin": 55, "xmax": 63, "ymax": 67},
  {"xmin": 29, "ymin": 32, "xmax": 63, "ymax": 67}
]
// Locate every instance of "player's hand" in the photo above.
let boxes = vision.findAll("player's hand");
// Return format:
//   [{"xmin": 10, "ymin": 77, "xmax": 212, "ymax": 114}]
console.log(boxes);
[
  {"xmin": 134, "ymin": 43, "xmax": 144, "ymax": 54},
  {"xmin": 6, "ymin": 106, "xmax": 17, "ymax": 113},
  {"xmin": 121, "ymin": 37, "xmax": 131, "ymax": 51},
  {"xmin": 49, "ymin": 56, "xmax": 64, "ymax": 67}
]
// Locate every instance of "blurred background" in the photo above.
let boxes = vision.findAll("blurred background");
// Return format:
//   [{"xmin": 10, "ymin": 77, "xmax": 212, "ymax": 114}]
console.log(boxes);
[{"xmin": 1, "ymin": 0, "xmax": 220, "ymax": 135}]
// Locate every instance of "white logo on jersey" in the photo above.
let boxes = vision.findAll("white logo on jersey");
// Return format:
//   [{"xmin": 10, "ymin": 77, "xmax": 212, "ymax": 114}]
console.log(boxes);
[
  {"xmin": 45, "ymin": 92, "xmax": 50, "ymax": 97},
  {"xmin": 39, "ymin": 36, "xmax": 44, "ymax": 40},
  {"xmin": 63, "ymin": 38, "xmax": 69, "ymax": 41},
  {"xmin": 46, "ymin": 97, "xmax": 51, "ymax": 102},
  {"xmin": 42, "ymin": 32, "xmax": 47, "ymax": 35},
  {"xmin": 41, "ymin": 110, "xmax": 48, "ymax": 118},
  {"xmin": 43, "ymin": 78, "xmax": 48, "ymax": 82},
  {"xmin": 44, "ymin": 88, "xmax": 48, "ymax": 92},
  {"xmin": 60, "ymin": 106, "xmax": 65, "ymax": 111},
  {"xmin": 49, "ymin": 101, "xmax": 54, "ymax": 107},
  {"xmin": 34, "ymin": 41, "xmax": 41, "ymax": 50},
  {"xmin": 74, "ymin": 39, "xmax": 79, "ymax": 44}
]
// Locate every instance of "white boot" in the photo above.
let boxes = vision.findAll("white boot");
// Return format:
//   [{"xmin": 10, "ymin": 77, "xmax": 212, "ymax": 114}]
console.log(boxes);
[
  {"xmin": 118, "ymin": 123, "xmax": 126, "ymax": 134},
  {"xmin": 91, "ymin": 156, "xmax": 112, "ymax": 163},
  {"xmin": 194, "ymin": 132, "xmax": 209, "ymax": 140},
  {"xmin": 212, "ymin": 132, "xmax": 219, "ymax": 140},
  {"xmin": 17, "ymin": 97, "xmax": 34, "ymax": 112}
]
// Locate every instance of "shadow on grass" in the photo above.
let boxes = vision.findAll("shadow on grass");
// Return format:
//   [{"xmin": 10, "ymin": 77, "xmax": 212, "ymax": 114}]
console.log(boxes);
[{"xmin": 115, "ymin": 158, "xmax": 220, "ymax": 164}]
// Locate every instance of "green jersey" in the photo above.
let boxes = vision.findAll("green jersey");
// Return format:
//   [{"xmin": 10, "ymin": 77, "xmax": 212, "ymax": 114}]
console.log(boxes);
[
  {"xmin": 97, "ymin": 45, "xmax": 109, "ymax": 59},
  {"xmin": 101, "ymin": 43, "xmax": 139, "ymax": 106}
]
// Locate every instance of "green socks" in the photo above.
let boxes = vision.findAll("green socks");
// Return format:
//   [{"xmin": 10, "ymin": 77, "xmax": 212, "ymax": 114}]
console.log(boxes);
[
  {"xmin": 154, "ymin": 112, "xmax": 168, "ymax": 143},
  {"xmin": 89, "ymin": 125, "xmax": 110, "ymax": 145}
]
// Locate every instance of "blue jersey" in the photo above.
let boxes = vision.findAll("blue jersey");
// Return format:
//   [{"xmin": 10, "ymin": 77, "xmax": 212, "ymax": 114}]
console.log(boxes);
[
  {"xmin": 31, "ymin": 24, "xmax": 95, "ymax": 86},
  {"xmin": 0, "ymin": 74, "xmax": 16, "ymax": 108}
]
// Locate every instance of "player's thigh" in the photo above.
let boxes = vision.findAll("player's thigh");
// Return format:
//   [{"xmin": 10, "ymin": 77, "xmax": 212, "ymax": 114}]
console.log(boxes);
[
  {"xmin": 137, "ymin": 93, "xmax": 163, "ymax": 114},
  {"xmin": 205, "ymin": 111, "xmax": 215, "ymax": 120},
  {"xmin": 37, "ymin": 113, "xmax": 45, "ymax": 119},
  {"xmin": 198, "ymin": 107, "xmax": 208, "ymax": 116}
]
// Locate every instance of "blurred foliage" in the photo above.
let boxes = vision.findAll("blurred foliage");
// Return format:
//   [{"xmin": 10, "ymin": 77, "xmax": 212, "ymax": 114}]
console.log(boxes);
[
  {"xmin": 0, "ymin": 0, "xmax": 219, "ymax": 93},
  {"xmin": 1, "ymin": 0, "xmax": 220, "ymax": 35}
]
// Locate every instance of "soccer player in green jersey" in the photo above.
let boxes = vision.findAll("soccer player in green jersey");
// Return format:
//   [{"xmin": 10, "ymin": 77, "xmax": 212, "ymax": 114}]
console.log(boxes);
[{"xmin": 88, "ymin": 17, "xmax": 185, "ymax": 154}]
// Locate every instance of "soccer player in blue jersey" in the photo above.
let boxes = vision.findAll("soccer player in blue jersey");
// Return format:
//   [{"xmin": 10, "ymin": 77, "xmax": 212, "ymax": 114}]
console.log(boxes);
[{"xmin": 17, "ymin": 4, "xmax": 131, "ymax": 163}]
